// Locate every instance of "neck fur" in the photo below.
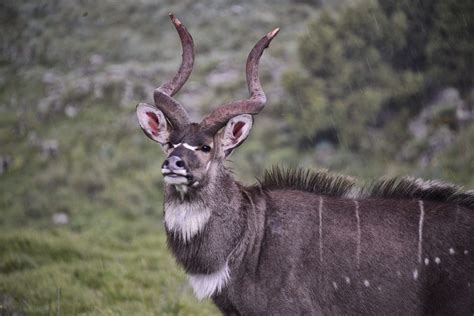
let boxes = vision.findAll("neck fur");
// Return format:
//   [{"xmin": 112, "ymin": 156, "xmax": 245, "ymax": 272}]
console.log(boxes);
[
  {"xmin": 163, "ymin": 166, "xmax": 246, "ymax": 298},
  {"xmin": 163, "ymin": 165, "xmax": 232, "ymax": 241},
  {"xmin": 163, "ymin": 166, "xmax": 244, "ymax": 260}
]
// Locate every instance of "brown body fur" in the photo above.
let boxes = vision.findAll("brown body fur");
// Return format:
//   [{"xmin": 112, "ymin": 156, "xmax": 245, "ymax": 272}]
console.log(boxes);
[{"xmin": 166, "ymin": 168, "xmax": 474, "ymax": 315}]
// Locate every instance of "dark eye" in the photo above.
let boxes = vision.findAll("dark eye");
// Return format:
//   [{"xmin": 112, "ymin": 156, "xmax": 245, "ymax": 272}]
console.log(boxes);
[
  {"xmin": 166, "ymin": 142, "xmax": 174, "ymax": 149},
  {"xmin": 200, "ymin": 145, "xmax": 211, "ymax": 153}
]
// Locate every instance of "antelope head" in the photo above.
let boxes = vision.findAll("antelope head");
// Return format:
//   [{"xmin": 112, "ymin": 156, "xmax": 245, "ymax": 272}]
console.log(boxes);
[{"xmin": 136, "ymin": 14, "xmax": 279, "ymax": 197}]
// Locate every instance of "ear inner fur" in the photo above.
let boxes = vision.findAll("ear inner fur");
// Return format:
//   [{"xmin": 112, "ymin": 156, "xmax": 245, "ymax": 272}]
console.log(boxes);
[
  {"xmin": 232, "ymin": 122, "xmax": 245, "ymax": 140},
  {"xmin": 136, "ymin": 103, "xmax": 170, "ymax": 145},
  {"xmin": 221, "ymin": 114, "xmax": 253, "ymax": 156},
  {"xmin": 146, "ymin": 112, "xmax": 160, "ymax": 136}
]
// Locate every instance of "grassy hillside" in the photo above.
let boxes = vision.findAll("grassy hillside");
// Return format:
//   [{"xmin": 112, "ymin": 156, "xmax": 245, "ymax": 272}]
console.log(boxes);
[
  {"xmin": 0, "ymin": 0, "xmax": 321, "ymax": 314},
  {"xmin": 0, "ymin": 0, "xmax": 472, "ymax": 314}
]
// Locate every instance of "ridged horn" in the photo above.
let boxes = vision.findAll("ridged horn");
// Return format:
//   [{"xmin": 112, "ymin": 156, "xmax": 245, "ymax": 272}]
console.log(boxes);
[
  {"xmin": 200, "ymin": 27, "xmax": 279, "ymax": 134},
  {"xmin": 153, "ymin": 13, "xmax": 194, "ymax": 129}
]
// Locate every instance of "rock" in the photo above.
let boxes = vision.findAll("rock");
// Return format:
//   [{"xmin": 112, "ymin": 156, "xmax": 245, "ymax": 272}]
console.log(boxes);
[
  {"xmin": 407, "ymin": 87, "xmax": 470, "ymax": 166},
  {"xmin": 65, "ymin": 105, "xmax": 79, "ymax": 118},
  {"xmin": 52, "ymin": 212, "xmax": 69, "ymax": 225},
  {"xmin": 89, "ymin": 54, "xmax": 104, "ymax": 67},
  {"xmin": 41, "ymin": 139, "xmax": 59, "ymax": 158},
  {"xmin": 409, "ymin": 87, "xmax": 468, "ymax": 140}
]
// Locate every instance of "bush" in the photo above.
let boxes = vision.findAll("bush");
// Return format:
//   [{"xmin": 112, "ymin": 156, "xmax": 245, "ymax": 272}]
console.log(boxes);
[{"xmin": 282, "ymin": 0, "xmax": 472, "ymax": 162}]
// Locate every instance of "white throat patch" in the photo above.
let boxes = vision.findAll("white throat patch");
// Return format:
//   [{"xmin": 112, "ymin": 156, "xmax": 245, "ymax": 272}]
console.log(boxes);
[
  {"xmin": 164, "ymin": 202, "xmax": 211, "ymax": 242},
  {"xmin": 188, "ymin": 262, "xmax": 231, "ymax": 300}
]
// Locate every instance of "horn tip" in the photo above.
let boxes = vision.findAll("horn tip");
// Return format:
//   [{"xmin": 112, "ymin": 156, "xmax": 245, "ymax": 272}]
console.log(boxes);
[
  {"xmin": 169, "ymin": 13, "xmax": 182, "ymax": 27},
  {"xmin": 267, "ymin": 27, "xmax": 280, "ymax": 39}
]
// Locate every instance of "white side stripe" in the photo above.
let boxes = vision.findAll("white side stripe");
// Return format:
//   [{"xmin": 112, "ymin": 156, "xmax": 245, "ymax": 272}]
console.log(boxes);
[
  {"xmin": 319, "ymin": 197, "xmax": 323, "ymax": 264},
  {"xmin": 418, "ymin": 200, "xmax": 425, "ymax": 264},
  {"xmin": 354, "ymin": 200, "xmax": 361, "ymax": 269}
]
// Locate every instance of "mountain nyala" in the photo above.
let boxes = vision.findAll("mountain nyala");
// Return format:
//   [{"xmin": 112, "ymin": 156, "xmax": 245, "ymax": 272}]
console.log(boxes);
[{"xmin": 136, "ymin": 14, "xmax": 473, "ymax": 315}]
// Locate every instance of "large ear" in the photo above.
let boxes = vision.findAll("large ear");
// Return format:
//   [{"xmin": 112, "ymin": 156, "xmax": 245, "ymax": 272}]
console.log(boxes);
[
  {"xmin": 136, "ymin": 103, "xmax": 170, "ymax": 145},
  {"xmin": 220, "ymin": 114, "xmax": 253, "ymax": 157}
]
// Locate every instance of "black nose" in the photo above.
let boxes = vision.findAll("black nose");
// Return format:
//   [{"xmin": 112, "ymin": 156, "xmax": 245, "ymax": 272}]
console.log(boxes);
[{"xmin": 162, "ymin": 156, "xmax": 186, "ymax": 171}]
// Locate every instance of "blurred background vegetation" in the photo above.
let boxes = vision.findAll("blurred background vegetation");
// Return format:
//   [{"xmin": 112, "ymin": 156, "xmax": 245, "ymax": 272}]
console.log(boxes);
[{"xmin": 0, "ymin": 0, "xmax": 472, "ymax": 314}]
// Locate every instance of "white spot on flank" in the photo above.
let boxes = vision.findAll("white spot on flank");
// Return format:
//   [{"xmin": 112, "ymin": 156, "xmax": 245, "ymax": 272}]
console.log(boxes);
[
  {"xmin": 418, "ymin": 200, "xmax": 425, "ymax": 264},
  {"xmin": 363, "ymin": 280, "xmax": 370, "ymax": 287},
  {"xmin": 319, "ymin": 197, "xmax": 323, "ymax": 264},
  {"xmin": 413, "ymin": 269, "xmax": 419, "ymax": 280},
  {"xmin": 435, "ymin": 257, "xmax": 441, "ymax": 264},
  {"xmin": 188, "ymin": 262, "xmax": 230, "ymax": 300},
  {"xmin": 344, "ymin": 276, "xmax": 351, "ymax": 284},
  {"xmin": 354, "ymin": 200, "xmax": 361, "ymax": 269},
  {"xmin": 396, "ymin": 271, "xmax": 402, "ymax": 277},
  {"xmin": 377, "ymin": 286, "xmax": 382, "ymax": 291},
  {"xmin": 332, "ymin": 281, "xmax": 338, "ymax": 290},
  {"xmin": 449, "ymin": 248, "xmax": 455, "ymax": 255},
  {"xmin": 164, "ymin": 201, "xmax": 211, "ymax": 243},
  {"xmin": 464, "ymin": 250, "xmax": 469, "ymax": 255},
  {"xmin": 424, "ymin": 258, "xmax": 430, "ymax": 266}
]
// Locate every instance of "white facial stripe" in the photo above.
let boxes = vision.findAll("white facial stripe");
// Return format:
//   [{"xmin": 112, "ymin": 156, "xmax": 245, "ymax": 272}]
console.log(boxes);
[
  {"xmin": 171, "ymin": 143, "xmax": 199, "ymax": 151},
  {"xmin": 182, "ymin": 143, "xmax": 199, "ymax": 151}
]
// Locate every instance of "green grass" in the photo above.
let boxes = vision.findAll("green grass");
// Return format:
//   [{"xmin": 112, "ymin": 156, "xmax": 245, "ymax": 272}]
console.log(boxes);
[
  {"xmin": 1, "ymin": 0, "xmax": 472, "ymax": 314},
  {"xmin": 0, "ymin": 228, "xmax": 218, "ymax": 315},
  {"xmin": 0, "ymin": 100, "xmax": 219, "ymax": 314},
  {"xmin": 0, "ymin": 1, "xmax": 321, "ymax": 312}
]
